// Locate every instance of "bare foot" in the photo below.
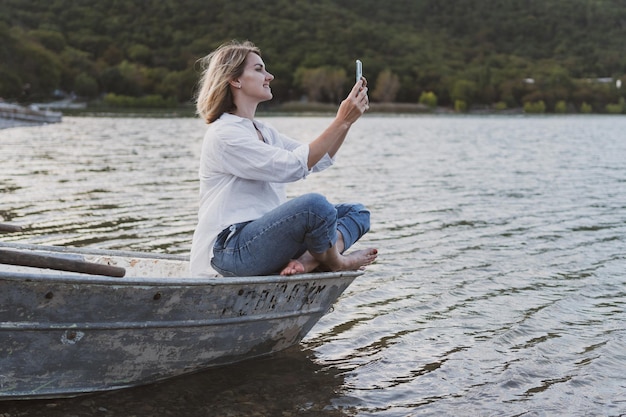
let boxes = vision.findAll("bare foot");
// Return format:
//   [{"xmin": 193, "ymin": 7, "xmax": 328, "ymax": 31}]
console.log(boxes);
[
  {"xmin": 280, "ymin": 252, "xmax": 319, "ymax": 275},
  {"xmin": 281, "ymin": 247, "xmax": 378, "ymax": 275},
  {"xmin": 334, "ymin": 248, "xmax": 378, "ymax": 271},
  {"xmin": 280, "ymin": 259, "xmax": 306, "ymax": 276}
]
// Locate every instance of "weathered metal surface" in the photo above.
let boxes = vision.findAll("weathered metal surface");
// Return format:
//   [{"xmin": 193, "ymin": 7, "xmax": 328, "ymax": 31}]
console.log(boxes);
[{"xmin": 0, "ymin": 244, "xmax": 361, "ymax": 400}]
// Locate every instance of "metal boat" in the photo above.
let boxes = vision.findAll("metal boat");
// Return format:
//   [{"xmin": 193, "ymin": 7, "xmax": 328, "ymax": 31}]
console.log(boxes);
[{"xmin": 0, "ymin": 241, "xmax": 360, "ymax": 400}]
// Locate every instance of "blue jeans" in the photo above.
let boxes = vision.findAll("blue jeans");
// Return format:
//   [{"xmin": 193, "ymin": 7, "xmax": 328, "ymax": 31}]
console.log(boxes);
[{"xmin": 211, "ymin": 193, "xmax": 370, "ymax": 276}]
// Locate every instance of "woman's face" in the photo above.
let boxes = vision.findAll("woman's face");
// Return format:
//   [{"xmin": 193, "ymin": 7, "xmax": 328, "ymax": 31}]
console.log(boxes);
[{"xmin": 235, "ymin": 52, "xmax": 274, "ymax": 103}]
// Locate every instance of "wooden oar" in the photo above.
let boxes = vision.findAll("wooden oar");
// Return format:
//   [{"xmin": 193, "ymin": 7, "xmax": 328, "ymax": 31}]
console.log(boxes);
[
  {"xmin": 0, "ymin": 223, "xmax": 22, "ymax": 233},
  {"xmin": 0, "ymin": 249, "xmax": 126, "ymax": 277}
]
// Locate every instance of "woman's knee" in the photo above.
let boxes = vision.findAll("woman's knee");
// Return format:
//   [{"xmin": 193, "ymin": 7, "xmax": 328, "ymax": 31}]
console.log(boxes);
[
  {"xmin": 298, "ymin": 192, "xmax": 330, "ymax": 206},
  {"xmin": 296, "ymin": 193, "xmax": 336, "ymax": 219}
]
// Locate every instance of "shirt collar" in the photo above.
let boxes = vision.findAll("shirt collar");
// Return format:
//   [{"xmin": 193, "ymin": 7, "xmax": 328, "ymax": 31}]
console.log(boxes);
[
  {"xmin": 219, "ymin": 113, "xmax": 247, "ymax": 122},
  {"xmin": 219, "ymin": 113, "xmax": 265, "ymax": 131}
]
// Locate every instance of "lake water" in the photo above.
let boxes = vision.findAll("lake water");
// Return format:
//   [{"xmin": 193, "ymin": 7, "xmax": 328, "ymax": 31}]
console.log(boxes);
[{"xmin": 1, "ymin": 115, "xmax": 625, "ymax": 416}]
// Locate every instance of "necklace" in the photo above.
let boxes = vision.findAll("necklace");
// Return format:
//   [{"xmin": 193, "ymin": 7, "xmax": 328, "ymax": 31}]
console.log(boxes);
[{"xmin": 254, "ymin": 125, "xmax": 266, "ymax": 143}]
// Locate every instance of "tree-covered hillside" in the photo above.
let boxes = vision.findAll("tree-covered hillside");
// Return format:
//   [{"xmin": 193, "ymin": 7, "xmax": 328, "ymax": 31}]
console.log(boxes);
[{"xmin": 1, "ymin": 0, "xmax": 625, "ymax": 112}]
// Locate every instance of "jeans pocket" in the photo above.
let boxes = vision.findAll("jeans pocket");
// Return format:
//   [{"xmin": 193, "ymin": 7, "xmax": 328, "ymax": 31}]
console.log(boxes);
[
  {"xmin": 212, "ymin": 227, "xmax": 235, "ymax": 276},
  {"xmin": 214, "ymin": 224, "xmax": 237, "ymax": 250}
]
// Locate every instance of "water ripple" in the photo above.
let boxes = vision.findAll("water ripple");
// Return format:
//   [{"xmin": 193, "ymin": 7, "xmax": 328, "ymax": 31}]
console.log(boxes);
[{"xmin": 2, "ymin": 115, "xmax": 625, "ymax": 416}]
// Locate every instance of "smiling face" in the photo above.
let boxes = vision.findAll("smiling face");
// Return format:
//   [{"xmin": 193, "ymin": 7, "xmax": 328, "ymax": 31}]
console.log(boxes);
[{"xmin": 232, "ymin": 52, "xmax": 274, "ymax": 104}]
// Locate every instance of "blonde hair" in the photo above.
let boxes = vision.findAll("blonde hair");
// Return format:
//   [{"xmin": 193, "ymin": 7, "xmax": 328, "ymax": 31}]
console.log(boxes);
[{"xmin": 195, "ymin": 40, "xmax": 261, "ymax": 124}]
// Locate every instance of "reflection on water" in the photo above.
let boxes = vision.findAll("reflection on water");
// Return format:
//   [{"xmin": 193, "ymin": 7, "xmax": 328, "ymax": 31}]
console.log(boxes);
[
  {"xmin": 0, "ymin": 347, "xmax": 350, "ymax": 416},
  {"xmin": 1, "ymin": 115, "xmax": 626, "ymax": 416}
]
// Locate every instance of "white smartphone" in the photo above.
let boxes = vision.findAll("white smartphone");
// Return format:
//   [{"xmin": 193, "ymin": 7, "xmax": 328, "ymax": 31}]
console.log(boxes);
[{"xmin": 356, "ymin": 59, "xmax": 363, "ymax": 84}]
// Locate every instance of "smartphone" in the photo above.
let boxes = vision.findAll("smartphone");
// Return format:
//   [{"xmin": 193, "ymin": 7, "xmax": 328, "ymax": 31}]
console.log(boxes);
[{"xmin": 356, "ymin": 59, "xmax": 363, "ymax": 84}]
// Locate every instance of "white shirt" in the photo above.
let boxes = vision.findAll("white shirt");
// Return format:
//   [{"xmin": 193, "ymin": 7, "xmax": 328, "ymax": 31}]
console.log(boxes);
[{"xmin": 190, "ymin": 113, "xmax": 334, "ymax": 277}]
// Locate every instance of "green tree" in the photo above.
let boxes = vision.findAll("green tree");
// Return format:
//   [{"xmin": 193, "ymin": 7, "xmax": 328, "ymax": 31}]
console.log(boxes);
[
  {"xmin": 127, "ymin": 44, "xmax": 153, "ymax": 65},
  {"xmin": 580, "ymin": 102, "xmax": 593, "ymax": 113},
  {"xmin": 2, "ymin": 0, "xmax": 626, "ymax": 109},
  {"xmin": 323, "ymin": 68, "xmax": 347, "ymax": 103},
  {"xmin": 555, "ymin": 100, "xmax": 567, "ymax": 113},
  {"xmin": 451, "ymin": 80, "xmax": 478, "ymax": 108},
  {"xmin": 295, "ymin": 67, "xmax": 325, "ymax": 102},
  {"xmin": 294, "ymin": 66, "xmax": 346, "ymax": 103},
  {"xmin": 524, "ymin": 100, "xmax": 546, "ymax": 113},
  {"xmin": 372, "ymin": 69, "xmax": 400, "ymax": 103},
  {"xmin": 605, "ymin": 98, "xmax": 624, "ymax": 114},
  {"xmin": 156, "ymin": 68, "xmax": 198, "ymax": 102},
  {"xmin": 494, "ymin": 101, "xmax": 507, "ymax": 111},
  {"xmin": 28, "ymin": 29, "xmax": 66, "ymax": 52},
  {"xmin": 18, "ymin": 41, "xmax": 63, "ymax": 98},
  {"xmin": 418, "ymin": 91, "xmax": 438, "ymax": 108},
  {"xmin": 0, "ymin": 68, "xmax": 22, "ymax": 97},
  {"xmin": 455, "ymin": 100, "xmax": 467, "ymax": 112},
  {"xmin": 74, "ymin": 72, "xmax": 98, "ymax": 98}
]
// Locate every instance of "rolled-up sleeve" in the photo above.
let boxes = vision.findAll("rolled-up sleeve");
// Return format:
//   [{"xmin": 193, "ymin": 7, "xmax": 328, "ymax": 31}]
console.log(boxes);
[
  {"xmin": 277, "ymin": 132, "xmax": 334, "ymax": 173},
  {"xmin": 215, "ymin": 125, "xmax": 311, "ymax": 183}
]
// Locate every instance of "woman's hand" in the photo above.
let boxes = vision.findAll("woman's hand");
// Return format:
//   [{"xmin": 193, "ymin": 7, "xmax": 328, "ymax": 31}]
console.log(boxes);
[
  {"xmin": 336, "ymin": 77, "xmax": 369, "ymax": 125},
  {"xmin": 307, "ymin": 78, "xmax": 369, "ymax": 169}
]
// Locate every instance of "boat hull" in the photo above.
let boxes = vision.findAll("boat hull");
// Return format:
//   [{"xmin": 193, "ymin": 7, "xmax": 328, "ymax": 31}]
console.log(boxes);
[{"xmin": 0, "ymin": 245, "xmax": 360, "ymax": 400}]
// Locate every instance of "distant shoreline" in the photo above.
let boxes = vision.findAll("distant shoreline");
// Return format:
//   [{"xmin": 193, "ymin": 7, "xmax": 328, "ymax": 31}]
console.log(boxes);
[
  {"xmin": 4, "ymin": 100, "xmax": 619, "ymax": 129},
  {"xmin": 29, "ymin": 101, "xmax": 526, "ymax": 118}
]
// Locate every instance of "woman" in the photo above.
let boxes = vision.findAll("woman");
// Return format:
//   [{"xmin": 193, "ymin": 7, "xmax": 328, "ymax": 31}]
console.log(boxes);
[{"xmin": 190, "ymin": 40, "xmax": 377, "ymax": 277}]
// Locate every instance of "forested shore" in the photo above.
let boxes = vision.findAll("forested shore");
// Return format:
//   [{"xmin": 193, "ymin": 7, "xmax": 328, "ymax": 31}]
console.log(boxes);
[{"xmin": 1, "ymin": 0, "xmax": 625, "ymax": 113}]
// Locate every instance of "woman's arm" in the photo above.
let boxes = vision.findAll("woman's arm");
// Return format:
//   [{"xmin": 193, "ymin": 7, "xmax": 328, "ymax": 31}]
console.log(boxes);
[{"xmin": 307, "ymin": 80, "xmax": 369, "ymax": 169}]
